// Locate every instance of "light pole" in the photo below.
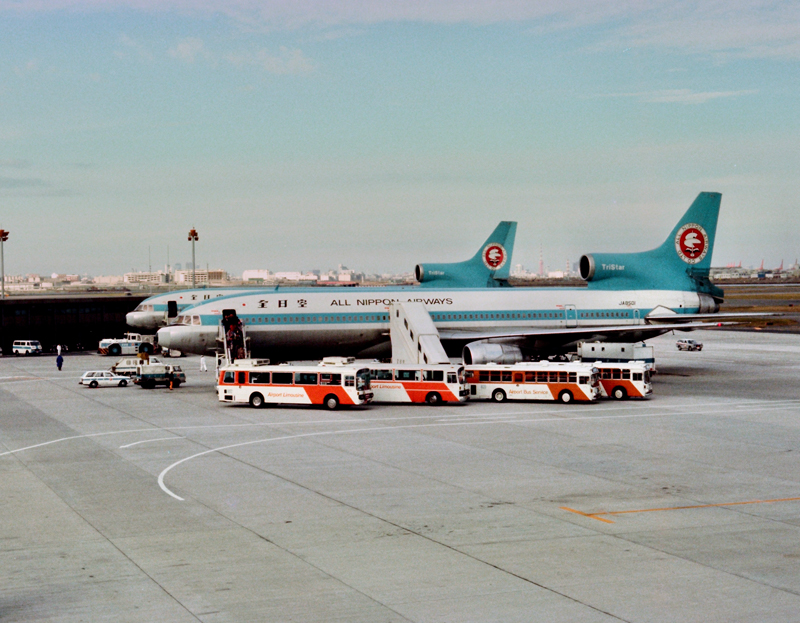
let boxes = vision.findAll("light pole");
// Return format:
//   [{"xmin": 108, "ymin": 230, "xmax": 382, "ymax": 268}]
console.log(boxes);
[
  {"xmin": 188, "ymin": 228, "xmax": 198, "ymax": 288},
  {"xmin": 0, "ymin": 228, "xmax": 8, "ymax": 300}
]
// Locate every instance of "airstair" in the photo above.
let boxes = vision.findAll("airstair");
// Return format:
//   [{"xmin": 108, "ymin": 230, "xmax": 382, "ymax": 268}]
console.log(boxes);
[
  {"xmin": 216, "ymin": 309, "xmax": 250, "ymax": 366},
  {"xmin": 389, "ymin": 302, "xmax": 449, "ymax": 365}
]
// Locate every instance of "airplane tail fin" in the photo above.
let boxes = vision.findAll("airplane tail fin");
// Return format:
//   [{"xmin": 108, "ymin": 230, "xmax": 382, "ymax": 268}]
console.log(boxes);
[
  {"xmin": 580, "ymin": 192, "xmax": 722, "ymax": 298},
  {"xmin": 416, "ymin": 221, "xmax": 517, "ymax": 288}
]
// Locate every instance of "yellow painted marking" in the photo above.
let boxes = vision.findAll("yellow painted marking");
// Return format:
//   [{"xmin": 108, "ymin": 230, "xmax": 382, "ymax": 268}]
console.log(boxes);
[{"xmin": 563, "ymin": 496, "xmax": 800, "ymax": 524}]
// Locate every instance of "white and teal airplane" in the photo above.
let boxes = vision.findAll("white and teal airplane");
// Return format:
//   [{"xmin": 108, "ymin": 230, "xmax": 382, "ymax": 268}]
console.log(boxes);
[
  {"xmin": 126, "ymin": 221, "xmax": 517, "ymax": 332},
  {"xmin": 156, "ymin": 192, "xmax": 760, "ymax": 363}
]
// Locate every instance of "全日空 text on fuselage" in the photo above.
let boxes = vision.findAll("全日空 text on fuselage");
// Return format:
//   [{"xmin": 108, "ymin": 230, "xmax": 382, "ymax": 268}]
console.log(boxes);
[{"xmin": 156, "ymin": 285, "xmax": 710, "ymax": 360}]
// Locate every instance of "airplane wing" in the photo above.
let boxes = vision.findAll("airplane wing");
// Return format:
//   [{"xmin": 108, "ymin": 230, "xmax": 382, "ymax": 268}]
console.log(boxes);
[
  {"xmin": 437, "ymin": 321, "xmax": 736, "ymax": 352},
  {"xmin": 643, "ymin": 312, "xmax": 781, "ymax": 324}
]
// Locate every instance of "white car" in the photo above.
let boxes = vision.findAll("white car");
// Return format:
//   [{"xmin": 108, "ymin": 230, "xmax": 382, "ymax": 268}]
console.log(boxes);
[
  {"xmin": 676, "ymin": 339, "xmax": 703, "ymax": 351},
  {"xmin": 79, "ymin": 370, "xmax": 130, "ymax": 388}
]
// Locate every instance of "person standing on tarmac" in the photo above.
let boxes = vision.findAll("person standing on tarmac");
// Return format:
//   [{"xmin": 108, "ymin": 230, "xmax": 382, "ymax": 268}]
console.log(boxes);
[
  {"xmin": 167, "ymin": 368, "xmax": 174, "ymax": 390},
  {"xmin": 56, "ymin": 354, "xmax": 63, "ymax": 371},
  {"xmin": 200, "ymin": 355, "xmax": 207, "ymax": 372}
]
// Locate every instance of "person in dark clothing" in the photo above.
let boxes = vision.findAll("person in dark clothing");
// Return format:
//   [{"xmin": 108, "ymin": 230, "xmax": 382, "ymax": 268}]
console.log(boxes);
[
  {"xmin": 167, "ymin": 369, "xmax": 174, "ymax": 390},
  {"xmin": 56, "ymin": 354, "xmax": 63, "ymax": 371}
]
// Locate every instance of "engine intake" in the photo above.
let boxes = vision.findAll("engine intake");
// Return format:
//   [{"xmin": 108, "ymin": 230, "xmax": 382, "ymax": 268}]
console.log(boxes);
[{"xmin": 462, "ymin": 343, "xmax": 523, "ymax": 365}]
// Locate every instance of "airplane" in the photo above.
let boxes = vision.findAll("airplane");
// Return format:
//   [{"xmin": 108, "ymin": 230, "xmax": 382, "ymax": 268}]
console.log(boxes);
[
  {"xmin": 156, "ymin": 192, "xmax": 771, "ymax": 363},
  {"xmin": 126, "ymin": 221, "xmax": 518, "ymax": 332}
]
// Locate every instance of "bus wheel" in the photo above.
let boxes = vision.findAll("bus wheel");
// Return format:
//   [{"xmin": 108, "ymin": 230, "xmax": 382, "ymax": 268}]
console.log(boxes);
[
  {"xmin": 324, "ymin": 394, "xmax": 340, "ymax": 411},
  {"xmin": 249, "ymin": 392, "xmax": 264, "ymax": 408},
  {"xmin": 612, "ymin": 386, "xmax": 627, "ymax": 400},
  {"xmin": 558, "ymin": 390, "xmax": 573, "ymax": 403},
  {"xmin": 108, "ymin": 344, "xmax": 121, "ymax": 356},
  {"xmin": 426, "ymin": 392, "xmax": 441, "ymax": 405},
  {"xmin": 492, "ymin": 389, "xmax": 506, "ymax": 403}
]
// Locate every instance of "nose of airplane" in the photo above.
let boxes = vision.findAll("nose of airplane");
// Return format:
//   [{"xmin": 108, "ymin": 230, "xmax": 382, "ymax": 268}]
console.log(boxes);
[{"xmin": 157, "ymin": 326, "xmax": 177, "ymax": 350}]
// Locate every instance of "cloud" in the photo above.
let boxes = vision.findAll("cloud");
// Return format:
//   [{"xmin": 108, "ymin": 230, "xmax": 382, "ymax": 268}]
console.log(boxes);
[
  {"xmin": 224, "ymin": 46, "xmax": 314, "ymax": 74},
  {"xmin": 168, "ymin": 37, "xmax": 207, "ymax": 63},
  {"xmin": 598, "ymin": 89, "xmax": 758, "ymax": 105}
]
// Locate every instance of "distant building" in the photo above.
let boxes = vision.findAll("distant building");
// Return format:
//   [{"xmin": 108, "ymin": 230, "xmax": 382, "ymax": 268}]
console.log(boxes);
[{"xmin": 124, "ymin": 271, "xmax": 168, "ymax": 285}]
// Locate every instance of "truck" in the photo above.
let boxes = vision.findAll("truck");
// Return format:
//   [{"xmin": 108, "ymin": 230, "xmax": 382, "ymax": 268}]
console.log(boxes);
[
  {"xmin": 576, "ymin": 341, "xmax": 656, "ymax": 371},
  {"xmin": 133, "ymin": 362, "xmax": 186, "ymax": 389},
  {"xmin": 98, "ymin": 333, "xmax": 156, "ymax": 356},
  {"xmin": 111, "ymin": 355, "xmax": 163, "ymax": 377}
]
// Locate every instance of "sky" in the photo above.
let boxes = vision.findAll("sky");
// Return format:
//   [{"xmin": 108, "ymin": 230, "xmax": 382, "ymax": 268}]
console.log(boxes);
[{"xmin": 1, "ymin": 0, "xmax": 798, "ymax": 277}]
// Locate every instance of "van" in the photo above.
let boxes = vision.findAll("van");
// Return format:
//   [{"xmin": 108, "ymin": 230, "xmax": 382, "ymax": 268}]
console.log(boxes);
[
  {"xmin": 12, "ymin": 340, "xmax": 43, "ymax": 356},
  {"xmin": 111, "ymin": 356, "xmax": 162, "ymax": 377}
]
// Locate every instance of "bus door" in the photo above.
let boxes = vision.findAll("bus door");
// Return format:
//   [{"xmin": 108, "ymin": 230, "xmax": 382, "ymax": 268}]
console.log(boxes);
[{"xmin": 565, "ymin": 305, "xmax": 577, "ymax": 328}]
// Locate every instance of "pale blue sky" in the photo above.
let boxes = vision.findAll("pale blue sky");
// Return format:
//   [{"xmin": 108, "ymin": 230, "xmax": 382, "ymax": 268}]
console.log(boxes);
[{"xmin": 1, "ymin": 1, "xmax": 798, "ymax": 276}]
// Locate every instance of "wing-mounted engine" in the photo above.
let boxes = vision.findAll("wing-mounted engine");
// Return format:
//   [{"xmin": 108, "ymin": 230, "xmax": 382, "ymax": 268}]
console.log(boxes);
[
  {"xmin": 416, "ymin": 221, "xmax": 517, "ymax": 288},
  {"xmin": 462, "ymin": 342, "xmax": 523, "ymax": 365}
]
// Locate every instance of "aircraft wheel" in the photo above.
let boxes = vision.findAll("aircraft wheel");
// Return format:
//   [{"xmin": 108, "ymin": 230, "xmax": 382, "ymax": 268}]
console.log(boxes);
[
  {"xmin": 612, "ymin": 386, "xmax": 627, "ymax": 400},
  {"xmin": 492, "ymin": 389, "xmax": 506, "ymax": 403},
  {"xmin": 89, "ymin": 380, "xmax": 99, "ymax": 389},
  {"xmin": 426, "ymin": 392, "xmax": 441, "ymax": 405},
  {"xmin": 249, "ymin": 392, "xmax": 264, "ymax": 408},
  {"xmin": 559, "ymin": 390, "xmax": 573, "ymax": 403},
  {"xmin": 324, "ymin": 394, "xmax": 340, "ymax": 411}
]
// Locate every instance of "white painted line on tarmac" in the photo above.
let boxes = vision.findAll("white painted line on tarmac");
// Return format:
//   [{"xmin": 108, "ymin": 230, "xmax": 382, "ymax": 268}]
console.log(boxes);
[
  {"xmin": 120, "ymin": 437, "xmax": 186, "ymax": 448},
  {"xmin": 157, "ymin": 400, "xmax": 800, "ymax": 501}
]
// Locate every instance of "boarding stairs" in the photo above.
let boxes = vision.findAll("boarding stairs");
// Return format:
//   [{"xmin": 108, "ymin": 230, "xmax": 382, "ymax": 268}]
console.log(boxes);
[
  {"xmin": 216, "ymin": 309, "xmax": 250, "ymax": 367},
  {"xmin": 389, "ymin": 302, "xmax": 449, "ymax": 365}
]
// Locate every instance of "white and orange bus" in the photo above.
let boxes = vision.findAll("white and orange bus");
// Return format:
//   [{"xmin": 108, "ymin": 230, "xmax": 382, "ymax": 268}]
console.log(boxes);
[
  {"xmin": 217, "ymin": 359, "xmax": 372, "ymax": 410},
  {"xmin": 465, "ymin": 361, "xmax": 599, "ymax": 403},
  {"xmin": 593, "ymin": 361, "xmax": 652, "ymax": 400},
  {"xmin": 367, "ymin": 362, "xmax": 468, "ymax": 405}
]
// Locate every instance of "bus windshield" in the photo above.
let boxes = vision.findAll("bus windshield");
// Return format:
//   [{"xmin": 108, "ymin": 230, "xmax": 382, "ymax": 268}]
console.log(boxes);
[{"xmin": 356, "ymin": 369, "xmax": 371, "ymax": 390}]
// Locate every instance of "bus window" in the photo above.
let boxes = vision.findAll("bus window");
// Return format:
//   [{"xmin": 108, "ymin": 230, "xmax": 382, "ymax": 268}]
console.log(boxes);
[
  {"xmin": 612, "ymin": 369, "xmax": 621, "ymax": 380},
  {"xmin": 490, "ymin": 371, "xmax": 502, "ymax": 382},
  {"xmin": 237, "ymin": 371, "xmax": 246, "ymax": 384},
  {"xmin": 250, "ymin": 372, "xmax": 271, "ymax": 384},
  {"xmin": 447, "ymin": 372, "xmax": 458, "ymax": 384},
  {"xmin": 537, "ymin": 371, "xmax": 548, "ymax": 383},
  {"xmin": 633, "ymin": 372, "xmax": 643, "ymax": 381},
  {"xmin": 525, "ymin": 372, "xmax": 535, "ymax": 383},
  {"xmin": 320, "ymin": 373, "xmax": 342, "ymax": 386},
  {"xmin": 345, "ymin": 375, "xmax": 355, "ymax": 387},
  {"xmin": 395, "ymin": 369, "xmax": 419, "ymax": 382},
  {"xmin": 622, "ymin": 369, "xmax": 630, "ymax": 380},
  {"xmin": 272, "ymin": 372, "xmax": 293, "ymax": 385},
  {"xmin": 579, "ymin": 376, "xmax": 589, "ymax": 384},
  {"xmin": 568, "ymin": 372, "xmax": 577, "ymax": 382},
  {"xmin": 602, "ymin": 369, "xmax": 612, "ymax": 380},
  {"xmin": 371, "ymin": 369, "xmax": 393, "ymax": 381},
  {"xmin": 424, "ymin": 370, "xmax": 444, "ymax": 382},
  {"xmin": 295, "ymin": 372, "xmax": 318, "ymax": 385},
  {"xmin": 513, "ymin": 373, "xmax": 523, "ymax": 383},
  {"xmin": 558, "ymin": 372, "xmax": 568, "ymax": 383},
  {"xmin": 479, "ymin": 371, "xmax": 490, "ymax": 382},
  {"xmin": 223, "ymin": 371, "xmax": 235, "ymax": 384},
  {"xmin": 502, "ymin": 372, "xmax": 512, "ymax": 382}
]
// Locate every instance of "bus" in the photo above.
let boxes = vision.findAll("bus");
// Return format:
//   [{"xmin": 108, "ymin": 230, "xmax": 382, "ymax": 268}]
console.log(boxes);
[
  {"xmin": 217, "ymin": 359, "xmax": 372, "ymax": 410},
  {"xmin": 593, "ymin": 361, "xmax": 652, "ymax": 400},
  {"xmin": 367, "ymin": 363, "xmax": 468, "ymax": 405},
  {"xmin": 465, "ymin": 361, "xmax": 599, "ymax": 403}
]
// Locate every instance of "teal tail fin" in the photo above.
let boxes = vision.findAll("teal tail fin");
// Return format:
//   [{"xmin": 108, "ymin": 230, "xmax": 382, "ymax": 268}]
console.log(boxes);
[
  {"xmin": 416, "ymin": 221, "xmax": 517, "ymax": 288},
  {"xmin": 580, "ymin": 192, "xmax": 723, "ymax": 297}
]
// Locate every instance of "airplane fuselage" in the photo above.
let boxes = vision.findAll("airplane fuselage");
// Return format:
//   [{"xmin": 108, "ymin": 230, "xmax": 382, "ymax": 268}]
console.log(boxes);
[{"xmin": 156, "ymin": 285, "xmax": 703, "ymax": 359}]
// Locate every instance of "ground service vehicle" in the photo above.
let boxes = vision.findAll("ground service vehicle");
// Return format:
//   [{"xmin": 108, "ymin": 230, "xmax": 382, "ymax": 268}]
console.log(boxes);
[
  {"xmin": 465, "ymin": 361, "xmax": 599, "ymax": 403},
  {"xmin": 98, "ymin": 333, "xmax": 155, "ymax": 356},
  {"xmin": 12, "ymin": 340, "xmax": 43, "ymax": 355},
  {"xmin": 676, "ymin": 339, "xmax": 703, "ymax": 351},
  {"xmin": 593, "ymin": 361, "xmax": 652, "ymax": 400},
  {"xmin": 217, "ymin": 359, "xmax": 372, "ymax": 410},
  {"xmin": 577, "ymin": 341, "xmax": 655, "ymax": 370},
  {"xmin": 79, "ymin": 371, "xmax": 130, "ymax": 388},
  {"xmin": 111, "ymin": 356, "xmax": 163, "ymax": 377},
  {"xmin": 367, "ymin": 362, "xmax": 468, "ymax": 405},
  {"xmin": 134, "ymin": 363, "xmax": 186, "ymax": 389}
]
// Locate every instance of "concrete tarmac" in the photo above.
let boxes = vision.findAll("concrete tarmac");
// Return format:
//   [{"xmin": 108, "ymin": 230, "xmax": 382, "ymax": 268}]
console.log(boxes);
[{"xmin": 2, "ymin": 329, "xmax": 800, "ymax": 622}]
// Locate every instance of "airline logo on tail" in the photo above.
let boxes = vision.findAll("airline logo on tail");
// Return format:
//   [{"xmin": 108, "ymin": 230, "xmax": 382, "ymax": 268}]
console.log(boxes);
[
  {"xmin": 675, "ymin": 223, "xmax": 709, "ymax": 264},
  {"xmin": 482, "ymin": 244, "xmax": 507, "ymax": 270}
]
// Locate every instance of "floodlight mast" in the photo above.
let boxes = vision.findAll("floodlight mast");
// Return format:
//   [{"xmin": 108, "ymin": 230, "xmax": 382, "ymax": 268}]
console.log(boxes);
[
  {"xmin": 0, "ymin": 228, "xmax": 8, "ymax": 300},
  {"xmin": 188, "ymin": 228, "xmax": 199, "ymax": 288}
]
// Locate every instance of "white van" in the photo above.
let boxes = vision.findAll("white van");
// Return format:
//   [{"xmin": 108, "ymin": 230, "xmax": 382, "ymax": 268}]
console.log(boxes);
[
  {"xmin": 111, "ymin": 356, "xmax": 162, "ymax": 377},
  {"xmin": 12, "ymin": 340, "xmax": 43, "ymax": 356}
]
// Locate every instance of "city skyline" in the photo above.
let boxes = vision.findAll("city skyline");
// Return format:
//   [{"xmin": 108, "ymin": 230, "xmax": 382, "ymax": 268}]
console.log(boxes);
[{"xmin": 1, "ymin": 1, "xmax": 798, "ymax": 275}]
